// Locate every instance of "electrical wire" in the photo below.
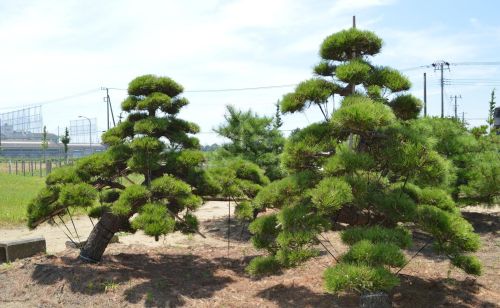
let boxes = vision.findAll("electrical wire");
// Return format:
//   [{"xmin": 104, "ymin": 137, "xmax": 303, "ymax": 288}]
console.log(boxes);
[
  {"xmin": 107, "ymin": 83, "xmax": 298, "ymax": 93},
  {"xmin": 0, "ymin": 88, "xmax": 101, "ymax": 111},
  {"xmin": 451, "ymin": 61, "xmax": 500, "ymax": 66},
  {"xmin": 1, "ymin": 60, "xmax": 499, "ymax": 112}
]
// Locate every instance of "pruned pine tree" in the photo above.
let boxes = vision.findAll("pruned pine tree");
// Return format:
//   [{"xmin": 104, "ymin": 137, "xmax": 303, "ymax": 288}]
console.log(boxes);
[
  {"xmin": 27, "ymin": 75, "xmax": 219, "ymax": 262},
  {"xmin": 246, "ymin": 26, "xmax": 482, "ymax": 295}
]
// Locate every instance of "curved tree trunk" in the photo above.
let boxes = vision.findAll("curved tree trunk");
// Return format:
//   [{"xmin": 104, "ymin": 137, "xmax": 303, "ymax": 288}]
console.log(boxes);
[{"xmin": 79, "ymin": 212, "xmax": 129, "ymax": 262}]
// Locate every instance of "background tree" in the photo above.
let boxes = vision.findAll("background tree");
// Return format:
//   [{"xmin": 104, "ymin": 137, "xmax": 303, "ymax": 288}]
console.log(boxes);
[
  {"xmin": 487, "ymin": 89, "xmax": 496, "ymax": 133},
  {"xmin": 470, "ymin": 125, "xmax": 489, "ymax": 139},
  {"xmin": 215, "ymin": 105, "xmax": 286, "ymax": 181},
  {"xmin": 273, "ymin": 100, "xmax": 283, "ymax": 129},
  {"xmin": 27, "ymin": 75, "xmax": 218, "ymax": 262},
  {"xmin": 460, "ymin": 150, "xmax": 499, "ymax": 205},
  {"xmin": 412, "ymin": 117, "xmax": 475, "ymax": 198},
  {"xmin": 41, "ymin": 125, "xmax": 48, "ymax": 161},
  {"xmin": 461, "ymin": 126, "xmax": 499, "ymax": 205},
  {"xmin": 414, "ymin": 117, "xmax": 499, "ymax": 205},
  {"xmin": 246, "ymin": 25, "xmax": 482, "ymax": 297},
  {"xmin": 60, "ymin": 127, "xmax": 70, "ymax": 162},
  {"xmin": 207, "ymin": 157, "xmax": 269, "ymax": 249}
]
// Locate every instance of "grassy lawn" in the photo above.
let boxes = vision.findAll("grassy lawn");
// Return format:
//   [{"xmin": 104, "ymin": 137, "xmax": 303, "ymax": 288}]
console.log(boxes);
[
  {"xmin": 0, "ymin": 173, "xmax": 45, "ymax": 226},
  {"xmin": 0, "ymin": 171, "xmax": 144, "ymax": 227}
]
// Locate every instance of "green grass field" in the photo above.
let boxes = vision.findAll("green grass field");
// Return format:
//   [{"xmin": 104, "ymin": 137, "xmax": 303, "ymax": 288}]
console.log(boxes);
[
  {"xmin": 0, "ymin": 172, "xmax": 145, "ymax": 226},
  {"xmin": 0, "ymin": 173, "xmax": 45, "ymax": 226}
]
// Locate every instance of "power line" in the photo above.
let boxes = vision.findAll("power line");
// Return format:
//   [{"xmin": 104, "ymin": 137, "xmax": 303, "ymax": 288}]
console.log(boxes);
[
  {"xmin": 0, "ymin": 88, "xmax": 100, "ymax": 111},
  {"xmin": 186, "ymin": 84, "xmax": 297, "ymax": 93},
  {"xmin": 1, "ymin": 60, "xmax": 499, "ymax": 112},
  {"xmin": 451, "ymin": 61, "xmax": 500, "ymax": 66},
  {"xmin": 107, "ymin": 84, "xmax": 298, "ymax": 93},
  {"xmin": 399, "ymin": 61, "xmax": 500, "ymax": 73},
  {"xmin": 400, "ymin": 65, "xmax": 432, "ymax": 71}
]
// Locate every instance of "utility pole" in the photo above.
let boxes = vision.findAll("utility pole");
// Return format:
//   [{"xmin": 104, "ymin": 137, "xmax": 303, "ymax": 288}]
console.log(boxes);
[
  {"xmin": 423, "ymin": 73, "xmax": 427, "ymax": 117},
  {"xmin": 101, "ymin": 87, "xmax": 116, "ymax": 130},
  {"xmin": 462, "ymin": 112, "xmax": 465, "ymax": 124},
  {"xmin": 351, "ymin": 16, "xmax": 356, "ymax": 94},
  {"xmin": 432, "ymin": 61, "xmax": 450, "ymax": 118},
  {"xmin": 450, "ymin": 95, "xmax": 462, "ymax": 120}
]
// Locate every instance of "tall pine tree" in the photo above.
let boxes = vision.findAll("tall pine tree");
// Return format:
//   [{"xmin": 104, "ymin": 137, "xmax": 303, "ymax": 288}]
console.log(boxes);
[
  {"xmin": 27, "ymin": 75, "xmax": 219, "ymax": 262},
  {"xmin": 246, "ymin": 25, "xmax": 482, "ymax": 295}
]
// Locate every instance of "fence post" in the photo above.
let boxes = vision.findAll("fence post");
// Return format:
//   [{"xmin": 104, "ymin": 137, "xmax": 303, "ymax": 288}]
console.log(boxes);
[
  {"xmin": 8, "ymin": 160, "xmax": 11, "ymax": 174},
  {"xmin": 31, "ymin": 161, "xmax": 34, "ymax": 176},
  {"xmin": 22, "ymin": 160, "xmax": 25, "ymax": 176},
  {"xmin": 39, "ymin": 160, "xmax": 42, "ymax": 177},
  {"xmin": 15, "ymin": 160, "xmax": 18, "ymax": 175}
]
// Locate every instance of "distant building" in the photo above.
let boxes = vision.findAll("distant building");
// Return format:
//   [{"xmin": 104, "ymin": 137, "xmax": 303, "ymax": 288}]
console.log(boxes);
[
  {"xmin": 0, "ymin": 122, "xmax": 59, "ymax": 142},
  {"xmin": 0, "ymin": 122, "xmax": 106, "ymax": 158}
]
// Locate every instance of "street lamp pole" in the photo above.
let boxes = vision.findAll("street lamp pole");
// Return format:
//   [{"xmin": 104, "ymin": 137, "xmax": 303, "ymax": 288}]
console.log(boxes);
[{"xmin": 78, "ymin": 116, "xmax": 92, "ymax": 154}]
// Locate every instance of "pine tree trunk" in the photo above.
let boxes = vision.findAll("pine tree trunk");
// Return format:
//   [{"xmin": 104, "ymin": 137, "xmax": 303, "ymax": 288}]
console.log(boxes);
[{"xmin": 79, "ymin": 212, "xmax": 128, "ymax": 262}]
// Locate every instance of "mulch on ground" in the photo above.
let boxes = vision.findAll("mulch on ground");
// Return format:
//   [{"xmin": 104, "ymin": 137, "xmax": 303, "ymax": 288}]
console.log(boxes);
[{"xmin": 0, "ymin": 207, "xmax": 498, "ymax": 308}]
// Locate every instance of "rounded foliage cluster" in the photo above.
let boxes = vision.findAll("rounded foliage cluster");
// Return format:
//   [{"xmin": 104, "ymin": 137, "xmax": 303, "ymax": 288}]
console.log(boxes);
[{"xmin": 320, "ymin": 28, "xmax": 382, "ymax": 61}]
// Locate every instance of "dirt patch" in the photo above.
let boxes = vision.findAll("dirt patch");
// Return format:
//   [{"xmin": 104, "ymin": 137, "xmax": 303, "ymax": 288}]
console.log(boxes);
[
  {"xmin": 0, "ymin": 201, "xmax": 237, "ymax": 252},
  {"xmin": 0, "ymin": 205, "xmax": 498, "ymax": 307}
]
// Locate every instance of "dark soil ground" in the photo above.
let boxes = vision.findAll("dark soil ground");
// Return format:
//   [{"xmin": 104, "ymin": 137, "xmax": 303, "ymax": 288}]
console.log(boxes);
[{"xmin": 0, "ymin": 206, "xmax": 498, "ymax": 308}]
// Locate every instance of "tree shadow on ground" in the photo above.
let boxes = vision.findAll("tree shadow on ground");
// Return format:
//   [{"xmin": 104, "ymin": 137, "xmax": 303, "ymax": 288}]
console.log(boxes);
[
  {"xmin": 407, "ymin": 208, "xmax": 499, "ymax": 261},
  {"xmin": 407, "ymin": 230, "xmax": 447, "ymax": 260},
  {"xmin": 392, "ymin": 274, "xmax": 497, "ymax": 308},
  {"xmin": 461, "ymin": 211, "xmax": 500, "ymax": 234},
  {"xmin": 256, "ymin": 284, "xmax": 358, "ymax": 308},
  {"xmin": 201, "ymin": 216, "xmax": 252, "ymax": 243},
  {"xmin": 255, "ymin": 273, "xmax": 497, "ymax": 308},
  {"xmin": 31, "ymin": 252, "xmax": 234, "ymax": 307},
  {"xmin": 213, "ymin": 255, "xmax": 262, "ymax": 277}
]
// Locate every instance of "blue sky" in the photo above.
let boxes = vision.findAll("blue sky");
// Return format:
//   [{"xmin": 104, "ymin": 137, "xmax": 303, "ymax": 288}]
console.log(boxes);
[{"xmin": 0, "ymin": 0, "xmax": 499, "ymax": 144}]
